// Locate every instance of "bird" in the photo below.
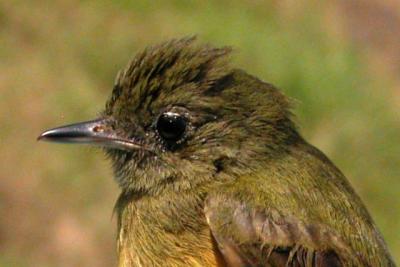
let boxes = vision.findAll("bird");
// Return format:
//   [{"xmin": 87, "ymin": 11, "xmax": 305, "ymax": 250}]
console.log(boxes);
[{"xmin": 38, "ymin": 37, "xmax": 396, "ymax": 267}]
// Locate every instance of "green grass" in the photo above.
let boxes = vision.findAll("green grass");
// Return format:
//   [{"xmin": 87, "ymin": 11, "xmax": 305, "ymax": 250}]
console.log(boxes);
[{"xmin": 1, "ymin": 1, "xmax": 398, "ymax": 266}]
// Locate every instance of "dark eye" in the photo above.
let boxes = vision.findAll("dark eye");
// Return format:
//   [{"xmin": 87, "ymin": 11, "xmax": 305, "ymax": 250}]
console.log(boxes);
[{"xmin": 156, "ymin": 112, "xmax": 187, "ymax": 142}]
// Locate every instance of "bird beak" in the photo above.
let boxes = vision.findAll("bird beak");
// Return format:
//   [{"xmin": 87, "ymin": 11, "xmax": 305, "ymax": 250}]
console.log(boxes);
[{"xmin": 38, "ymin": 118, "xmax": 143, "ymax": 151}]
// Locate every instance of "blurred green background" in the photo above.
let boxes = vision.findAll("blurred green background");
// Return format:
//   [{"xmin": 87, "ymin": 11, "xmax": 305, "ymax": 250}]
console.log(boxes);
[{"xmin": 1, "ymin": 0, "xmax": 399, "ymax": 266}]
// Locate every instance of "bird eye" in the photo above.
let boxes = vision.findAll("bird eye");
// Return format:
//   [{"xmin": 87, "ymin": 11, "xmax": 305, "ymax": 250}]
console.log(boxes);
[{"xmin": 156, "ymin": 112, "xmax": 187, "ymax": 142}]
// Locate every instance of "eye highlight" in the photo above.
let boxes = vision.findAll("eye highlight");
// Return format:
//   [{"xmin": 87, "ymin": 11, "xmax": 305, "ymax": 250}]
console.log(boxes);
[{"xmin": 156, "ymin": 112, "xmax": 187, "ymax": 142}]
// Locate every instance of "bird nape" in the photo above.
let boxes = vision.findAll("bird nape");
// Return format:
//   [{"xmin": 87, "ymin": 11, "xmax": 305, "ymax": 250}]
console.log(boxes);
[{"xmin": 38, "ymin": 37, "xmax": 395, "ymax": 267}]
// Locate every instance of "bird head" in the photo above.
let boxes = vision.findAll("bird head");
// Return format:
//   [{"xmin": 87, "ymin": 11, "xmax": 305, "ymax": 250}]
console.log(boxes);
[{"xmin": 39, "ymin": 37, "xmax": 297, "ymax": 194}]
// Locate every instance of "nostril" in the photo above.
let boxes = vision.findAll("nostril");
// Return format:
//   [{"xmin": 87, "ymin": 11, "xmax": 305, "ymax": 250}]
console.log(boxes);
[{"xmin": 93, "ymin": 125, "xmax": 105, "ymax": 133}]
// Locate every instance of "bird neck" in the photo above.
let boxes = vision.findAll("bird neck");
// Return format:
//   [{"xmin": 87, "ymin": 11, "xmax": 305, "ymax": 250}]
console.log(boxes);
[{"xmin": 114, "ymin": 187, "xmax": 216, "ymax": 266}]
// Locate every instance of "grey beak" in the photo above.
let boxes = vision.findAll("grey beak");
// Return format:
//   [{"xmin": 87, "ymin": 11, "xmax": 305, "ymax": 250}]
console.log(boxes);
[{"xmin": 38, "ymin": 118, "xmax": 143, "ymax": 151}]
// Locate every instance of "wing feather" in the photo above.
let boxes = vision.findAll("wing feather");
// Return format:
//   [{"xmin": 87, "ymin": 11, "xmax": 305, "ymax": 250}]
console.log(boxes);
[{"xmin": 205, "ymin": 195, "xmax": 347, "ymax": 267}]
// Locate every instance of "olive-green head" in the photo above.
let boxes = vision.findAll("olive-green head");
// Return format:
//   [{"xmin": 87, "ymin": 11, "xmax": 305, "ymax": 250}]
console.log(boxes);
[{"xmin": 39, "ymin": 37, "xmax": 297, "ymax": 194}]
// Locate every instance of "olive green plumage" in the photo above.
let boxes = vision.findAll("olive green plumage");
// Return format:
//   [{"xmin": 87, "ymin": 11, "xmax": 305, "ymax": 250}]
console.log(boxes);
[{"xmin": 41, "ymin": 37, "xmax": 396, "ymax": 267}]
